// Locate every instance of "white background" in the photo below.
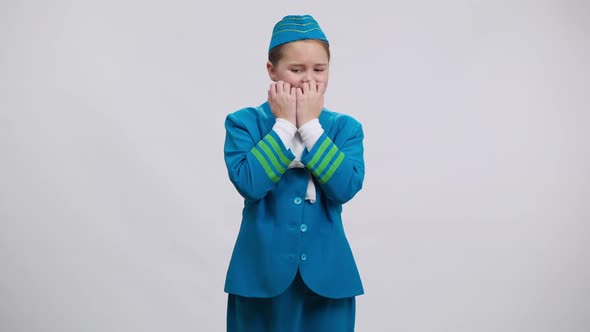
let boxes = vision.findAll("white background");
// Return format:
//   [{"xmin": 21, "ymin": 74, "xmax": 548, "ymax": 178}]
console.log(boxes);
[{"xmin": 1, "ymin": 0, "xmax": 589, "ymax": 331}]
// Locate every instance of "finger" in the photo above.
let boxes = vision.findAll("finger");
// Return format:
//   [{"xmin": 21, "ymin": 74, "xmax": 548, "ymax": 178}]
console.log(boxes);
[
  {"xmin": 269, "ymin": 83, "xmax": 277, "ymax": 97},
  {"xmin": 296, "ymin": 87, "xmax": 303, "ymax": 98},
  {"xmin": 308, "ymin": 80, "xmax": 316, "ymax": 93},
  {"xmin": 275, "ymin": 81, "xmax": 284, "ymax": 93},
  {"xmin": 302, "ymin": 82, "xmax": 310, "ymax": 94},
  {"xmin": 282, "ymin": 82, "xmax": 289, "ymax": 93},
  {"xmin": 291, "ymin": 87, "xmax": 297, "ymax": 96}
]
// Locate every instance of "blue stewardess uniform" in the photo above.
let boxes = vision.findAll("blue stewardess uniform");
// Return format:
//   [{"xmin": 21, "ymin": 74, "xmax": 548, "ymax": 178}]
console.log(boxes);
[{"xmin": 223, "ymin": 102, "xmax": 365, "ymax": 299}]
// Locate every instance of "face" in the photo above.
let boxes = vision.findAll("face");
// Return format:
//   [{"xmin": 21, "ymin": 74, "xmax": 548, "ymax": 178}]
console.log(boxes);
[{"xmin": 267, "ymin": 39, "xmax": 330, "ymax": 89}]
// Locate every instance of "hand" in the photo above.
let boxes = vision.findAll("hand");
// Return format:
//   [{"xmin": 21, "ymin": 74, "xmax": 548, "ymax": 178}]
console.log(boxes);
[
  {"xmin": 268, "ymin": 81, "xmax": 297, "ymax": 126},
  {"xmin": 296, "ymin": 80, "xmax": 325, "ymax": 127}
]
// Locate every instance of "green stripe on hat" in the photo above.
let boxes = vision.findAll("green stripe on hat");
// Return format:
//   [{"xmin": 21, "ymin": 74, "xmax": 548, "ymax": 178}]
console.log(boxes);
[{"xmin": 269, "ymin": 15, "xmax": 328, "ymax": 51}]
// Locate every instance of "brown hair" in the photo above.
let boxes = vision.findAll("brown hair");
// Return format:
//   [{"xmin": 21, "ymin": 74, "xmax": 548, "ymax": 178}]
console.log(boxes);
[{"xmin": 268, "ymin": 40, "xmax": 330, "ymax": 66}]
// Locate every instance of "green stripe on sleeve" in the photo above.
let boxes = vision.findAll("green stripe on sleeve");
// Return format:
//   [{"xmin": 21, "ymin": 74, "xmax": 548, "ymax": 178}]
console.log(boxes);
[
  {"xmin": 312, "ymin": 144, "xmax": 338, "ymax": 177},
  {"xmin": 259, "ymin": 140, "xmax": 286, "ymax": 174},
  {"xmin": 319, "ymin": 151, "xmax": 345, "ymax": 184},
  {"xmin": 251, "ymin": 147, "xmax": 280, "ymax": 182},
  {"xmin": 306, "ymin": 137, "xmax": 331, "ymax": 169},
  {"xmin": 264, "ymin": 135, "xmax": 292, "ymax": 166}
]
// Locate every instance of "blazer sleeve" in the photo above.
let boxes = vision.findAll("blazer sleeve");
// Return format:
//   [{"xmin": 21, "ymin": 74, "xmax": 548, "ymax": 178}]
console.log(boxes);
[
  {"xmin": 224, "ymin": 112, "xmax": 296, "ymax": 201},
  {"xmin": 301, "ymin": 118, "xmax": 365, "ymax": 204}
]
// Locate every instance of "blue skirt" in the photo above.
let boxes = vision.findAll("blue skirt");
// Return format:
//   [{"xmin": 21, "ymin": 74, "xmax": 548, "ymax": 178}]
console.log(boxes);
[{"xmin": 227, "ymin": 271, "xmax": 356, "ymax": 332}]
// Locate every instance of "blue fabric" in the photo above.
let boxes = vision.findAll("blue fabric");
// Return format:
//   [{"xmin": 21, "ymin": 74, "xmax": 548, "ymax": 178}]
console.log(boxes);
[
  {"xmin": 269, "ymin": 15, "xmax": 329, "ymax": 51},
  {"xmin": 223, "ymin": 102, "xmax": 365, "ymax": 299},
  {"xmin": 227, "ymin": 271, "xmax": 356, "ymax": 332}
]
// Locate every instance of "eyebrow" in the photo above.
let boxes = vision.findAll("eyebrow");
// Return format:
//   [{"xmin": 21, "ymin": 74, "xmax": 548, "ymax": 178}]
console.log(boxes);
[{"xmin": 289, "ymin": 63, "xmax": 328, "ymax": 67}]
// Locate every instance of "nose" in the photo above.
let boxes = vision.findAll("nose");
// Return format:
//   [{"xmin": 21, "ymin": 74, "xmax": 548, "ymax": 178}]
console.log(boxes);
[{"xmin": 302, "ymin": 70, "xmax": 312, "ymax": 83}]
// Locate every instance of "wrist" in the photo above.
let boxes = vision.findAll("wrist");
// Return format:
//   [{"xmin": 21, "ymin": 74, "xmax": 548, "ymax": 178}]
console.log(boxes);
[
  {"xmin": 273, "ymin": 118, "xmax": 297, "ymax": 147},
  {"xmin": 298, "ymin": 119, "xmax": 323, "ymax": 150}
]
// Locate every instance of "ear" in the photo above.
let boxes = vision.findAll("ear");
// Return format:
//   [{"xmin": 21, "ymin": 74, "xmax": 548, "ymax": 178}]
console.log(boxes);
[{"xmin": 266, "ymin": 61, "xmax": 277, "ymax": 81}]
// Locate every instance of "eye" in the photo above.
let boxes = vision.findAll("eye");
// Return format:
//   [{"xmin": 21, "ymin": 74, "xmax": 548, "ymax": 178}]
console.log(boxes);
[
  {"xmin": 314, "ymin": 68, "xmax": 325, "ymax": 72},
  {"xmin": 290, "ymin": 68, "xmax": 303, "ymax": 73}
]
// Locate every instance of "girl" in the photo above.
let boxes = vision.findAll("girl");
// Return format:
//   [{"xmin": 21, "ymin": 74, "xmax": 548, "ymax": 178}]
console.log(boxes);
[{"xmin": 223, "ymin": 15, "xmax": 365, "ymax": 332}]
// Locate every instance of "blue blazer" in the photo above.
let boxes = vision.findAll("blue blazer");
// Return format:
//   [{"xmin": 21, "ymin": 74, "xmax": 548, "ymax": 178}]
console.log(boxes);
[{"xmin": 223, "ymin": 102, "xmax": 365, "ymax": 299}]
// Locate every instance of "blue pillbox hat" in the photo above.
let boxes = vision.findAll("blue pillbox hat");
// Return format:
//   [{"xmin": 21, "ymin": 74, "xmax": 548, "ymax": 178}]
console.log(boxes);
[{"xmin": 269, "ymin": 15, "xmax": 329, "ymax": 51}]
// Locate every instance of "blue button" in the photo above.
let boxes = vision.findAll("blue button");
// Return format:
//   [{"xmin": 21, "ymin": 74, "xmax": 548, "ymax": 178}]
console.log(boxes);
[
  {"xmin": 293, "ymin": 197, "xmax": 303, "ymax": 205},
  {"xmin": 300, "ymin": 224, "xmax": 308, "ymax": 232},
  {"xmin": 300, "ymin": 253, "xmax": 307, "ymax": 261}
]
